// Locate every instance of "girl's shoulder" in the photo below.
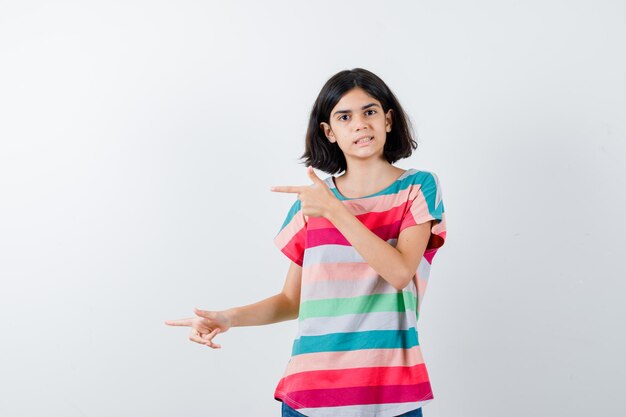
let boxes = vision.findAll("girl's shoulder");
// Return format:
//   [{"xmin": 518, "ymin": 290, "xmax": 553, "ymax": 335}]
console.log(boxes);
[
  {"xmin": 404, "ymin": 167, "xmax": 440, "ymax": 180},
  {"xmin": 399, "ymin": 168, "xmax": 437, "ymax": 184},
  {"xmin": 321, "ymin": 168, "xmax": 433, "ymax": 185}
]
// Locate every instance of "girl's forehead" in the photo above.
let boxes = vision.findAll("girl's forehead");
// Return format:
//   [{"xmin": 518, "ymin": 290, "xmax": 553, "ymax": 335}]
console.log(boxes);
[{"xmin": 333, "ymin": 88, "xmax": 380, "ymax": 110}]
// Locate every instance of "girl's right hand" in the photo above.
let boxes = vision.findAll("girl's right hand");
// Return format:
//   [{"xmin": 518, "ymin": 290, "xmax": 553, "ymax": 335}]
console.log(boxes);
[{"xmin": 165, "ymin": 308, "xmax": 232, "ymax": 349}]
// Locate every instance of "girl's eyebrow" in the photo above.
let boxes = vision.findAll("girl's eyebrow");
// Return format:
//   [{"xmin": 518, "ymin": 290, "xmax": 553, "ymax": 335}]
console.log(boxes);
[{"xmin": 332, "ymin": 103, "xmax": 380, "ymax": 117}]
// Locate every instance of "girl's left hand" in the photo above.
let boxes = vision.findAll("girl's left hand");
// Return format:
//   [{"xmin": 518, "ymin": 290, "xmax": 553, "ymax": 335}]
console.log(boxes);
[{"xmin": 271, "ymin": 166, "xmax": 341, "ymax": 219}]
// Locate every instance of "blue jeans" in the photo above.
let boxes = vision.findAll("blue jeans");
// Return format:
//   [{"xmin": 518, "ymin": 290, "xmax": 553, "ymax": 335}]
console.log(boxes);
[{"xmin": 281, "ymin": 401, "xmax": 423, "ymax": 417}]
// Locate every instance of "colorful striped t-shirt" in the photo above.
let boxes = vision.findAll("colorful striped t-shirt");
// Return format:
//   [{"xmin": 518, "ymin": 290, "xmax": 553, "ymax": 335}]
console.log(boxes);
[{"xmin": 273, "ymin": 168, "xmax": 447, "ymax": 417}]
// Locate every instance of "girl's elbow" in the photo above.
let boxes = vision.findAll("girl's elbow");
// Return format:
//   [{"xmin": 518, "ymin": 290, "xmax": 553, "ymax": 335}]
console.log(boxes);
[
  {"xmin": 395, "ymin": 271, "xmax": 415, "ymax": 291},
  {"xmin": 383, "ymin": 266, "xmax": 415, "ymax": 291}
]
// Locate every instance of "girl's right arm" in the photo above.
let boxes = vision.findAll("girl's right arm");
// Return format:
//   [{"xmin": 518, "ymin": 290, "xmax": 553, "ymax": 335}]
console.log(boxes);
[
  {"xmin": 165, "ymin": 261, "xmax": 302, "ymax": 348},
  {"xmin": 226, "ymin": 260, "xmax": 302, "ymax": 326}
]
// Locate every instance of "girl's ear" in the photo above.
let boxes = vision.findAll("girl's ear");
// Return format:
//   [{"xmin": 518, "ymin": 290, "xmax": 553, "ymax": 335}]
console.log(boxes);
[
  {"xmin": 385, "ymin": 109, "xmax": 393, "ymax": 132},
  {"xmin": 320, "ymin": 122, "xmax": 336, "ymax": 143}
]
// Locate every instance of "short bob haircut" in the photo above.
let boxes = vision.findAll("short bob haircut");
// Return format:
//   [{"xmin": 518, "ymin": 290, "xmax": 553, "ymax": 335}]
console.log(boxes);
[{"xmin": 300, "ymin": 68, "xmax": 418, "ymax": 175}]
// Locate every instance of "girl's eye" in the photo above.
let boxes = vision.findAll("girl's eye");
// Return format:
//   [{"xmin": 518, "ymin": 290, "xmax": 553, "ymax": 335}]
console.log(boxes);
[{"xmin": 338, "ymin": 110, "xmax": 376, "ymax": 121}]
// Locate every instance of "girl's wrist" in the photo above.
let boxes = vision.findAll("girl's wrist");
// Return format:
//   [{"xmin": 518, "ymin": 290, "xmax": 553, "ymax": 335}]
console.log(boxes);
[
  {"xmin": 325, "ymin": 199, "xmax": 346, "ymax": 222},
  {"xmin": 223, "ymin": 308, "xmax": 238, "ymax": 327}
]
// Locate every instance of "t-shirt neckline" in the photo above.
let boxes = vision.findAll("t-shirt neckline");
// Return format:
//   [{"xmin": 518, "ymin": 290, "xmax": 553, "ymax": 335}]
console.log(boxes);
[{"xmin": 328, "ymin": 169, "xmax": 412, "ymax": 200}]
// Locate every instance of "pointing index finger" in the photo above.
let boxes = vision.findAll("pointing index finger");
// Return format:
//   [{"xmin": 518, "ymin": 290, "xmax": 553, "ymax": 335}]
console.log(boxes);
[
  {"xmin": 165, "ymin": 318, "xmax": 193, "ymax": 327},
  {"xmin": 270, "ymin": 185, "xmax": 305, "ymax": 193}
]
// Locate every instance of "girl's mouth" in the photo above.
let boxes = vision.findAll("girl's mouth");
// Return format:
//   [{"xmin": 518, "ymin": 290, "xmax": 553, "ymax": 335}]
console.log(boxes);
[{"xmin": 354, "ymin": 136, "xmax": 373, "ymax": 145}]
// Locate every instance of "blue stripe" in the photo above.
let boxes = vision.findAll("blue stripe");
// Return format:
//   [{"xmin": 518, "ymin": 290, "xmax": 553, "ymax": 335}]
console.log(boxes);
[
  {"xmin": 291, "ymin": 327, "xmax": 420, "ymax": 355},
  {"xmin": 328, "ymin": 170, "xmax": 437, "ymax": 202},
  {"xmin": 420, "ymin": 173, "xmax": 444, "ymax": 220},
  {"xmin": 277, "ymin": 199, "xmax": 302, "ymax": 233}
]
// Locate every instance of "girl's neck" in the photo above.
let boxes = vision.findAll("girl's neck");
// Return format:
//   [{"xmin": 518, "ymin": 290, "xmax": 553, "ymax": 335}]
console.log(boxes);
[{"xmin": 335, "ymin": 161, "xmax": 405, "ymax": 197}]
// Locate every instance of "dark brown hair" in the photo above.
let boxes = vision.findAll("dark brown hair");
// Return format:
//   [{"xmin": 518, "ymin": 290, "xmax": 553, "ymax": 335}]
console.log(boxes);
[{"xmin": 300, "ymin": 68, "xmax": 418, "ymax": 174}]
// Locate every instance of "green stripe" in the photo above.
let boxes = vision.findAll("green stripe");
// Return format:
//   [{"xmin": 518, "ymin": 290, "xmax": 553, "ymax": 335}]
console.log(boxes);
[{"xmin": 298, "ymin": 292, "xmax": 417, "ymax": 321}]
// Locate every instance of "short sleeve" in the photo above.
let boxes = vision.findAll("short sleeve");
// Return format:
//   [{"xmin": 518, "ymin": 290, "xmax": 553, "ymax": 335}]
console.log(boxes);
[
  {"xmin": 273, "ymin": 198, "xmax": 308, "ymax": 266},
  {"xmin": 399, "ymin": 171, "xmax": 447, "ymax": 250}
]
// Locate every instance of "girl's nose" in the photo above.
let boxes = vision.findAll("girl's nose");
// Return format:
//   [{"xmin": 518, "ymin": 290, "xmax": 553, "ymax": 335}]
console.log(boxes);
[{"xmin": 353, "ymin": 113, "xmax": 368, "ymax": 129}]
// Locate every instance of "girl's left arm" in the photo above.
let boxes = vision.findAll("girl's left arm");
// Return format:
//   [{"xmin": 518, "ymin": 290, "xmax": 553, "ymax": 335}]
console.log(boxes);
[
  {"xmin": 326, "ymin": 203, "xmax": 432, "ymax": 291},
  {"xmin": 271, "ymin": 167, "xmax": 432, "ymax": 291}
]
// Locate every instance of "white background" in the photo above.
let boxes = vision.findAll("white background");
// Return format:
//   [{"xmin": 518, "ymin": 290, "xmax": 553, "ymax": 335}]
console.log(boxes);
[{"xmin": 1, "ymin": 1, "xmax": 625, "ymax": 416}]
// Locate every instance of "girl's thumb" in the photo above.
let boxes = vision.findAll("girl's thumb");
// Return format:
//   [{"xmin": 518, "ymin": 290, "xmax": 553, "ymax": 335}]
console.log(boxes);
[{"xmin": 307, "ymin": 166, "xmax": 321, "ymax": 183}]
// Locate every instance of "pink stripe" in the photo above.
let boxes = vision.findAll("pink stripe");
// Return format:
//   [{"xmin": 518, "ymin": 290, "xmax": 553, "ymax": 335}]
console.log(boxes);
[
  {"xmin": 273, "ymin": 229, "xmax": 306, "ymax": 266},
  {"xmin": 306, "ymin": 187, "xmax": 413, "ymax": 231},
  {"xmin": 274, "ymin": 213, "xmax": 305, "ymax": 249},
  {"xmin": 307, "ymin": 219, "xmax": 404, "ymax": 249},
  {"xmin": 416, "ymin": 277, "xmax": 428, "ymax": 296},
  {"xmin": 277, "ymin": 382, "xmax": 434, "ymax": 409},
  {"xmin": 281, "ymin": 347, "xmax": 426, "ymax": 377},
  {"xmin": 432, "ymin": 216, "xmax": 446, "ymax": 235},
  {"xmin": 310, "ymin": 204, "xmax": 406, "ymax": 233},
  {"xmin": 302, "ymin": 262, "xmax": 378, "ymax": 283},
  {"xmin": 409, "ymin": 189, "xmax": 434, "ymax": 225},
  {"xmin": 277, "ymin": 363, "xmax": 431, "ymax": 392},
  {"xmin": 400, "ymin": 186, "xmax": 444, "ymax": 232}
]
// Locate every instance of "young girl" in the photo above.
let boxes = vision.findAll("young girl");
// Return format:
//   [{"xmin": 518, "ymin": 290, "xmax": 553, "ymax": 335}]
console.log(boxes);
[{"xmin": 166, "ymin": 68, "xmax": 447, "ymax": 417}]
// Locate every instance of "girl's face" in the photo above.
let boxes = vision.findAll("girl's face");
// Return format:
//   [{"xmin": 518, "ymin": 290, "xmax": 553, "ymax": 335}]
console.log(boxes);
[{"xmin": 320, "ymin": 87, "xmax": 393, "ymax": 164}]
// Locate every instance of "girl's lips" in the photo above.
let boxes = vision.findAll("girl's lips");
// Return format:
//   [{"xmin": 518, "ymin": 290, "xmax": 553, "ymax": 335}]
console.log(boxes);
[{"xmin": 354, "ymin": 136, "xmax": 373, "ymax": 146}]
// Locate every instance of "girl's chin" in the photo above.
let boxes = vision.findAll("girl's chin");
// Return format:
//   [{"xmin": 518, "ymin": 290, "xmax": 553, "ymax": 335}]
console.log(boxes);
[{"xmin": 346, "ymin": 148, "xmax": 385, "ymax": 160}]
